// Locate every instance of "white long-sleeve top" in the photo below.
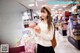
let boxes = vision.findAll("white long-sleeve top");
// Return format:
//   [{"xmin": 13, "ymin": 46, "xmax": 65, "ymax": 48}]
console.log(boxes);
[{"xmin": 35, "ymin": 21, "xmax": 54, "ymax": 47}]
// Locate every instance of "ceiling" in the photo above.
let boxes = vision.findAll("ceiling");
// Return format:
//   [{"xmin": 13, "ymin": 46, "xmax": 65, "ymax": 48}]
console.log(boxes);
[{"xmin": 16, "ymin": 0, "xmax": 74, "ymax": 14}]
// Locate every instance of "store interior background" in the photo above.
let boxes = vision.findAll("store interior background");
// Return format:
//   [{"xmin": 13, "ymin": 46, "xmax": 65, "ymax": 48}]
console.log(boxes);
[{"xmin": 0, "ymin": 0, "xmax": 80, "ymax": 53}]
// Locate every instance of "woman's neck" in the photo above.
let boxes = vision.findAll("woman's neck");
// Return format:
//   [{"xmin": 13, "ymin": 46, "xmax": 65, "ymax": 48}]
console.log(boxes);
[{"xmin": 43, "ymin": 18, "xmax": 47, "ymax": 23}]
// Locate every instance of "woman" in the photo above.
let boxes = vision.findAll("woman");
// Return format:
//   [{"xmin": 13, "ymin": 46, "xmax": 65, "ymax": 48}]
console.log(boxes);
[{"xmin": 33, "ymin": 5, "xmax": 55, "ymax": 53}]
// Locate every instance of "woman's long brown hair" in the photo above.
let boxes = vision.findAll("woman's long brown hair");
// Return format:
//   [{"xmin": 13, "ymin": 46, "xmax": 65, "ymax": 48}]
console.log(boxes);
[{"xmin": 41, "ymin": 7, "xmax": 52, "ymax": 31}]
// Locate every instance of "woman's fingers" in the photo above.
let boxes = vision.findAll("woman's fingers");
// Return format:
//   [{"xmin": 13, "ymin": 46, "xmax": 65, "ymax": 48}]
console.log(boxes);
[
  {"xmin": 29, "ymin": 22, "xmax": 36, "ymax": 28},
  {"xmin": 34, "ymin": 26, "xmax": 41, "ymax": 33}
]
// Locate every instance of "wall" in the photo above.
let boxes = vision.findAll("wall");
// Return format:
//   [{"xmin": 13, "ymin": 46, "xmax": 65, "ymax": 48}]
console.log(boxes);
[
  {"xmin": 0, "ymin": 0, "xmax": 27, "ymax": 47},
  {"xmin": 0, "ymin": 0, "xmax": 2, "ymax": 43}
]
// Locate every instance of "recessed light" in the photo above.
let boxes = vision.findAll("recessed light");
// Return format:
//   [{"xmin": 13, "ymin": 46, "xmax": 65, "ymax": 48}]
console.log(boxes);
[
  {"xmin": 37, "ymin": 0, "xmax": 43, "ymax": 1},
  {"xmin": 51, "ymin": 9, "xmax": 55, "ymax": 10},
  {"xmin": 58, "ymin": 9, "xmax": 62, "ymax": 10},
  {"xmin": 28, "ymin": 4, "xmax": 34, "ymax": 7},
  {"xmin": 54, "ymin": 5, "xmax": 59, "ymax": 7},
  {"xmin": 53, "ymin": 6, "xmax": 56, "ymax": 8},
  {"xmin": 63, "ymin": 6, "xmax": 66, "ymax": 8}
]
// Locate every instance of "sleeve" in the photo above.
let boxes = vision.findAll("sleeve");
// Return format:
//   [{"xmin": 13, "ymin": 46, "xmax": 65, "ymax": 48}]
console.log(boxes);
[
  {"xmin": 39, "ymin": 29, "xmax": 54, "ymax": 41},
  {"xmin": 36, "ymin": 23, "xmax": 54, "ymax": 41}
]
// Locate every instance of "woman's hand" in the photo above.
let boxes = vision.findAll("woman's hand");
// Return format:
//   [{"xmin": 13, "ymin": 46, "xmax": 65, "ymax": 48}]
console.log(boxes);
[
  {"xmin": 29, "ymin": 22, "xmax": 36, "ymax": 28},
  {"xmin": 34, "ymin": 26, "xmax": 41, "ymax": 33}
]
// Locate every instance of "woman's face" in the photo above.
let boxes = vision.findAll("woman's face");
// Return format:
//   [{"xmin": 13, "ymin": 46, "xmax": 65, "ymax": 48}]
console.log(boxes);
[{"xmin": 41, "ymin": 10, "xmax": 48, "ymax": 19}]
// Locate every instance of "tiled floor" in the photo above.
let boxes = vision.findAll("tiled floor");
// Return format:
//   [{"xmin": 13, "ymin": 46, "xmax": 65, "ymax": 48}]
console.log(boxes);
[{"xmin": 55, "ymin": 31, "xmax": 80, "ymax": 53}]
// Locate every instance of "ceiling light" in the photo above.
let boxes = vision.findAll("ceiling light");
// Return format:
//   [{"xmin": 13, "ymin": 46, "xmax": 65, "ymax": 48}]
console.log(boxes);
[
  {"xmin": 37, "ymin": 0, "xmax": 43, "ymax": 1},
  {"xmin": 36, "ymin": 1, "xmax": 38, "ymax": 6},
  {"xmin": 58, "ymin": 9, "xmax": 62, "ymax": 10},
  {"xmin": 54, "ymin": 5, "xmax": 59, "ymax": 7},
  {"xmin": 28, "ymin": 4, "xmax": 34, "ymax": 7},
  {"xmin": 63, "ymin": 6, "xmax": 66, "ymax": 8},
  {"xmin": 51, "ymin": 9, "xmax": 55, "ymax": 10},
  {"xmin": 24, "ymin": 12, "xmax": 28, "ymax": 16},
  {"xmin": 53, "ymin": 6, "xmax": 57, "ymax": 8}
]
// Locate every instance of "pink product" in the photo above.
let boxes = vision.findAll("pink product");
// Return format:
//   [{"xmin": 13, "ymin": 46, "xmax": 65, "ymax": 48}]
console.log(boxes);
[{"xmin": 25, "ymin": 42, "xmax": 36, "ymax": 53}]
